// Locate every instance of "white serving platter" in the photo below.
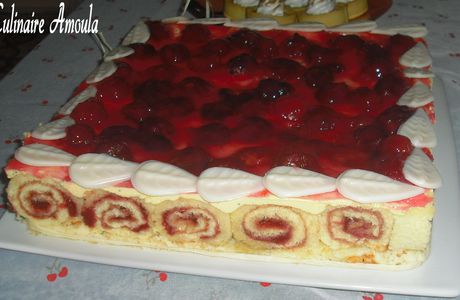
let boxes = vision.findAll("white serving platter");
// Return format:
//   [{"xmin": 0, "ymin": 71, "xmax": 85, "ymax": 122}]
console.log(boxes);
[{"xmin": 1, "ymin": 78, "xmax": 459, "ymax": 297}]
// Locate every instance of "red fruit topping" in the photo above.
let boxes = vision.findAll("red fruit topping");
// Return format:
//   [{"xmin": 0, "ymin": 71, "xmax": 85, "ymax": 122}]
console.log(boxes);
[
  {"xmin": 251, "ymin": 37, "xmax": 278, "ymax": 61},
  {"xmin": 270, "ymin": 96, "xmax": 308, "ymax": 128},
  {"xmin": 65, "ymin": 124, "xmax": 95, "ymax": 146},
  {"xmin": 388, "ymin": 34, "xmax": 417, "ymax": 62},
  {"xmin": 219, "ymin": 89, "xmax": 254, "ymax": 107},
  {"xmin": 280, "ymin": 33, "xmax": 310, "ymax": 59},
  {"xmin": 142, "ymin": 134, "xmax": 173, "ymax": 152},
  {"xmin": 363, "ymin": 44, "xmax": 392, "ymax": 79},
  {"xmin": 96, "ymin": 139, "xmax": 133, "ymax": 160},
  {"xmin": 178, "ymin": 77, "xmax": 213, "ymax": 96},
  {"xmin": 228, "ymin": 29, "xmax": 262, "ymax": 49},
  {"xmin": 308, "ymin": 45, "xmax": 338, "ymax": 66},
  {"xmin": 277, "ymin": 150, "xmax": 319, "ymax": 170},
  {"xmin": 181, "ymin": 24, "xmax": 211, "ymax": 44},
  {"xmin": 235, "ymin": 147, "xmax": 274, "ymax": 175},
  {"xmin": 268, "ymin": 58, "xmax": 305, "ymax": 81},
  {"xmin": 232, "ymin": 117, "xmax": 272, "ymax": 142},
  {"xmin": 375, "ymin": 73, "xmax": 410, "ymax": 103},
  {"xmin": 318, "ymin": 146, "xmax": 370, "ymax": 177},
  {"xmin": 170, "ymin": 147, "xmax": 212, "ymax": 175},
  {"xmin": 27, "ymin": 23, "xmax": 424, "ymax": 185},
  {"xmin": 304, "ymin": 66, "xmax": 333, "ymax": 88},
  {"xmin": 316, "ymin": 82, "xmax": 349, "ymax": 106},
  {"xmin": 123, "ymin": 100, "xmax": 153, "ymax": 122},
  {"xmin": 201, "ymin": 101, "xmax": 234, "ymax": 120},
  {"xmin": 99, "ymin": 125, "xmax": 139, "ymax": 140},
  {"xmin": 188, "ymin": 53, "xmax": 220, "ymax": 72},
  {"xmin": 96, "ymin": 76, "xmax": 132, "ymax": 104},
  {"xmin": 377, "ymin": 106, "xmax": 415, "ymax": 135},
  {"xmin": 336, "ymin": 47, "xmax": 366, "ymax": 77},
  {"xmin": 257, "ymin": 79, "xmax": 292, "ymax": 102},
  {"xmin": 97, "ymin": 126, "xmax": 144, "ymax": 153},
  {"xmin": 380, "ymin": 135, "xmax": 414, "ymax": 155},
  {"xmin": 276, "ymin": 141, "xmax": 319, "ymax": 170},
  {"xmin": 331, "ymin": 34, "xmax": 365, "ymax": 51},
  {"xmin": 348, "ymin": 87, "xmax": 381, "ymax": 116},
  {"xmin": 227, "ymin": 53, "xmax": 258, "ymax": 75},
  {"xmin": 203, "ymin": 38, "xmax": 231, "ymax": 56},
  {"xmin": 353, "ymin": 125, "xmax": 386, "ymax": 146},
  {"xmin": 70, "ymin": 99, "xmax": 107, "ymax": 127},
  {"xmin": 140, "ymin": 116, "xmax": 175, "ymax": 137},
  {"xmin": 159, "ymin": 43, "xmax": 190, "ymax": 64},
  {"xmin": 145, "ymin": 64, "xmax": 179, "ymax": 81},
  {"xmin": 124, "ymin": 43, "xmax": 158, "ymax": 70},
  {"xmin": 300, "ymin": 107, "xmax": 352, "ymax": 143},
  {"xmin": 134, "ymin": 80, "xmax": 173, "ymax": 104},
  {"xmin": 194, "ymin": 123, "xmax": 230, "ymax": 146},
  {"xmin": 112, "ymin": 62, "xmax": 133, "ymax": 78},
  {"xmin": 374, "ymin": 154, "xmax": 405, "ymax": 181},
  {"xmin": 151, "ymin": 96, "xmax": 194, "ymax": 118},
  {"xmin": 147, "ymin": 21, "xmax": 170, "ymax": 42},
  {"xmin": 130, "ymin": 43, "xmax": 156, "ymax": 55},
  {"xmin": 328, "ymin": 63, "xmax": 344, "ymax": 74}
]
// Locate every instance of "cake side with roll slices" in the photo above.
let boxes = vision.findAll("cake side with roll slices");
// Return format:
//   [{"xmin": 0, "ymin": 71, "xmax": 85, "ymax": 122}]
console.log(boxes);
[{"xmin": 4, "ymin": 19, "xmax": 440, "ymax": 269}]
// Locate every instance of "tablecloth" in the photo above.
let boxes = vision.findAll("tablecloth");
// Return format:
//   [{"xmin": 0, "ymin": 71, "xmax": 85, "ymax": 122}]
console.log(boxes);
[{"xmin": 0, "ymin": 0, "xmax": 459, "ymax": 299}]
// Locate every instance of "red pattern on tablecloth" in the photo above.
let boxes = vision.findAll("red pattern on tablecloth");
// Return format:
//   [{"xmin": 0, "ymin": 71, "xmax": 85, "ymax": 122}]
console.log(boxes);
[{"xmin": 45, "ymin": 258, "xmax": 69, "ymax": 282}]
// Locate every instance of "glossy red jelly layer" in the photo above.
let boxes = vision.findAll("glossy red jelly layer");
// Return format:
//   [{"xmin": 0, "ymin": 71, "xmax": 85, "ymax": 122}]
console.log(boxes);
[{"xmin": 25, "ymin": 22, "xmax": 432, "ymax": 182}]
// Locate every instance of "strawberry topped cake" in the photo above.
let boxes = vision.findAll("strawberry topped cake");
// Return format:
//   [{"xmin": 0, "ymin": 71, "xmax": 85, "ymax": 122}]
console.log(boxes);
[{"xmin": 4, "ymin": 18, "xmax": 441, "ymax": 268}]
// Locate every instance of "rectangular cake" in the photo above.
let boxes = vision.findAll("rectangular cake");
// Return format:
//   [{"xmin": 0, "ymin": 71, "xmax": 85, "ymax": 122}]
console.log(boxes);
[{"xmin": 4, "ymin": 18, "xmax": 441, "ymax": 269}]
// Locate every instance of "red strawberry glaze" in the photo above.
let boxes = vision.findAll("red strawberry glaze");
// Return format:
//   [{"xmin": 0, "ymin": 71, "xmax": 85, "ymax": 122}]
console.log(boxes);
[{"xmin": 8, "ymin": 23, "xmax": 435, "ymax": 204}]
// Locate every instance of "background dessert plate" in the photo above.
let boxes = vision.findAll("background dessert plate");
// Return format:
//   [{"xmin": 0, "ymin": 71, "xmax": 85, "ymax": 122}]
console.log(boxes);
[{"xmin": 0, "ymin": 78, "xmax": 459, "ymax": 298}]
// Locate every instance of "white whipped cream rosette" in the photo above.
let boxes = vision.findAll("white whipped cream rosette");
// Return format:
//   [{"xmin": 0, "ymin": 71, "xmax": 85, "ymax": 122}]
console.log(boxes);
[
  {"xmin": 285, "ymin": 0, "xmax": 310, "ymax": 8},
  {"xmin": 257, "ymin": 0, "xmax": 284, "ymax": 16},
  {"xmin": 235, "ymin": 0, "xmax": 260, "ymax": 7},
  {"xmin": 307, "ymin": 0, "xmax": 336, "ymax": 14}
]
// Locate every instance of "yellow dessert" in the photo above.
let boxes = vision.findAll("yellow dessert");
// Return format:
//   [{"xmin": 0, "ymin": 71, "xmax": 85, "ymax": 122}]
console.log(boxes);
[
  {"xmin": 224, "ymin": 0, "xmax": 249, "ymax": 20},
  {"xmin": 345, "ymin": 0, "xmax": 368, "ymax": 19}
]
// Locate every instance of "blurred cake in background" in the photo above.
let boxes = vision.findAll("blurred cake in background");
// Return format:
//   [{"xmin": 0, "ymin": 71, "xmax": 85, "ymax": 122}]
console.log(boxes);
[{"xmin": 222, "ymin": 0, "xmax": 370, "ymax": 26}]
